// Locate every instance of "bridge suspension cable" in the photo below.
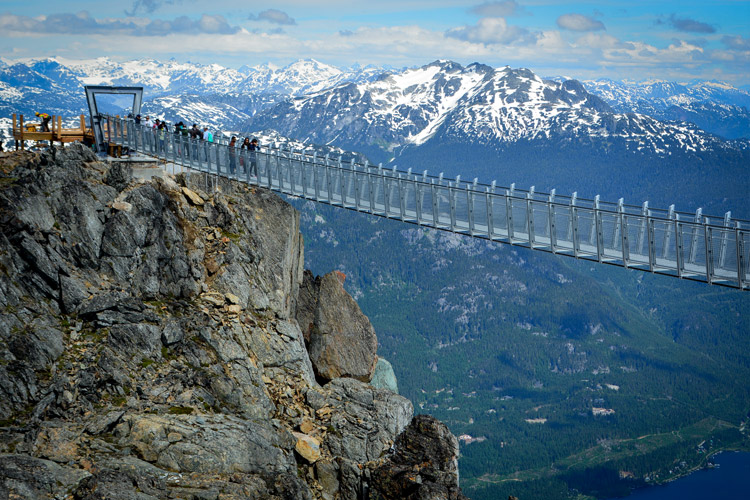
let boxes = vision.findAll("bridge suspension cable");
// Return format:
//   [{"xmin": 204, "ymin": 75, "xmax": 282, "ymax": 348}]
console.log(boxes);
[{"xmin": 101, "ymin": 114, "xmax": 749, "ymax": 290}]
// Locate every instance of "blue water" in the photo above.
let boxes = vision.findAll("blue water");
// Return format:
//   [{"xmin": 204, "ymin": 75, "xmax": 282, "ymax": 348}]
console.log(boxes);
[{"xmin": 605, "ymin": 451, "xmax": 750, "ymax": 500}]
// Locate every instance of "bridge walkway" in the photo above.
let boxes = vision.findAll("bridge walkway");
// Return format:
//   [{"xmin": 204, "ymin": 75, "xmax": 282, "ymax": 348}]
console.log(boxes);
[{"xmin": 101, "ymin": 115, "xmax": 749, "ymax": 290}]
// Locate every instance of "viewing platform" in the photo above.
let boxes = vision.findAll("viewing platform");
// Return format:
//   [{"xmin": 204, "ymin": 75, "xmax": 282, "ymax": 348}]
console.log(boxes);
[{"xmin": 11, "ymin": 113, "xmax": 94, "ymax": 150}]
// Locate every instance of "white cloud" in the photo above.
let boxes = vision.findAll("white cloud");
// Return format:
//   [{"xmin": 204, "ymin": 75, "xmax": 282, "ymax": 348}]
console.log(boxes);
[
  {"xmin": 557, "ymin": 14, "xmax": 605, "ymax": 32},
  {"xmin": 248, "ymin": 9, "xmax": 296, "ymax": 26},
  {"xmin": 446, "ymin": 17, "xmax": 536, "ymax": 45},
  {"xmin": 470, "ymin": 1, "xmax": 524, "ymax": 18}
]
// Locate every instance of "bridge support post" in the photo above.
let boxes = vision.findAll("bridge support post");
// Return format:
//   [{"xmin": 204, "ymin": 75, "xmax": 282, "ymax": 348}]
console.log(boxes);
[
  {"xmin": 688, "ymin": 208, "xmax": 702, "ymax": 264},
  {"xmin": 526, "ymin": 187, "xmax": 535, "ymax": 247},
  {"xmin": 432, "ymin": 175, "xmax": 443, "ymax": 226},
  {"xmin": 570, "ymin": 192, "xmax": 579, "ymax": 257},
  {"xmin": 738, "ymin": 228, "xmax": 746, "ymax": 289},
  {"xmin": 647, "ymin": 216, "xmax": 656, "ymax": 272},
  {"xmin": 619, "ymin": 199, "xmax": 630, "ymax": 267},
  {"xmin": 719, "ymin": 212, "xmax": 732, "ymax": 269},
  {"xmin": 675, "ymin": 215, "xmax": 684, "ymax": 279},
  {"xmin": 594, "ymin": 195, "xmax": 604, "ymax": 262},
  {"xmin": 506, "ymin": 183, "xmax": 515, "ymax": 243},
  {"xmin": 487, "ymin": 181, "xmax": 496, "ymax": 240},
  {"xmin": 325, "ymin": 154, "xmax": 333, "ymax": 203},
  {"xmin": 705, "ymin": 222, "xmax": 714, "ymax": 284},
  {"xmin": 548, "ymin": 189, "xmax": 557, "ymax": 252},
  {"xmin": 662, "ymin": 205, "xmax": 675, "ymax": 259}
]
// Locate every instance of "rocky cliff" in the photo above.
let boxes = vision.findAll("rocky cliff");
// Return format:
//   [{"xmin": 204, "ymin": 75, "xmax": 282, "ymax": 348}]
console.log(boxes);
[{"xmin": 0, "ymin": 144, "xmax": 468, "ymax": 500}]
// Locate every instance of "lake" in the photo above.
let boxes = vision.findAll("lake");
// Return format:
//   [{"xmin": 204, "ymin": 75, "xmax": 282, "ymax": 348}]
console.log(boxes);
[{"xmin": 605, "ymin": 451, "xmax": 750, "ymax": 500}]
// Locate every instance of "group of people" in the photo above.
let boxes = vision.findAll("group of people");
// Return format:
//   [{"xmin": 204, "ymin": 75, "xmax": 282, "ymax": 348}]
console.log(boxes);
[{"xmin": 134, "ymin": 114, "xmax": 260, "ymax": 175}]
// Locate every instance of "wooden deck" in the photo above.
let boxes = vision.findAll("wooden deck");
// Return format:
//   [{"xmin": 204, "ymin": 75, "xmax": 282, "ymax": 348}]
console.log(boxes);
[{"xmin": 11, "ymin": 113, "xmax": 94, "ymax": 149}]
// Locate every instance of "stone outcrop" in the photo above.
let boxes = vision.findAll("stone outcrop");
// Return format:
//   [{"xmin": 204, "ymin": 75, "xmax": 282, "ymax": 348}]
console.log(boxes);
[
  {"xmin": 0, "ymin": 145, "xmax": 467, "ymax": 500},
  {"xmin": 297, "ymin": 271, "xmax": 379, "ymax": 382},
  {"xmin": 369, "ymin": 415, "xmax": 469, "ymax": 500}
]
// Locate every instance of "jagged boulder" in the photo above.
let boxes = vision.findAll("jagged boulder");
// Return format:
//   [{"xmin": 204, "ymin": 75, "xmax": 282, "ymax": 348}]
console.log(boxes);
[
  {"xmin": 302, "ymin": 271, "xmax": 378, "ymax": 382},
  {"xmin": 369, "ymin": 414, "xmax": 469, "ymax": 500}
]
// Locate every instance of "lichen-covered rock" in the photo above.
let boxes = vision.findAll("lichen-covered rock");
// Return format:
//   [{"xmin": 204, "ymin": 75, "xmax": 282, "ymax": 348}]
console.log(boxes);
[
  {"xmin": 370, "ymin": 357, "xmax": 399, "ymax": 393},
  {"xmin": 307, "ymin": 272, "xmax": 378, "ymax": 382}
]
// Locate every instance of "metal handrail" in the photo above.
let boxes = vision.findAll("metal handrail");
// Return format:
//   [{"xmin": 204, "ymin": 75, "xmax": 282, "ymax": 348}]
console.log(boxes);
[{"xmin": 103, "ymin": 114, "xmax": 749, "ymax": 290}]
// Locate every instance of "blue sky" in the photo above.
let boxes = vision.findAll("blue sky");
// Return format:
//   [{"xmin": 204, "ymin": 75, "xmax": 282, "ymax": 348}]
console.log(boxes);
[{"xmin": 1, "ymin": 1, "xmax": 749, "ymax": 85}]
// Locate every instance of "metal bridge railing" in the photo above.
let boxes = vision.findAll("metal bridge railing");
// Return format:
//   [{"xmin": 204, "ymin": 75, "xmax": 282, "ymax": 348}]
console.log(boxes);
[{"xmin": 102, "ymin": 115, "xmax": 749, "ymax": 290}]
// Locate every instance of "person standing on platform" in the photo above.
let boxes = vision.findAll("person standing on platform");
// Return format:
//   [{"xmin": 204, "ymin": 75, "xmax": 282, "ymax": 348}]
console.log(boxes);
[
  {"xmin": 228, "ymin": 136, "xmax": 237, "ymax": 174},
  {"xmin": 35, "ymin": 112, "xmax": 51, "ymax": 132}
]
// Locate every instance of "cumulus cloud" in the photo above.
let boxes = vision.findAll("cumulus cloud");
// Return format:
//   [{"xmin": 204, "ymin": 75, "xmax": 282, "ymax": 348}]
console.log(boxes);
[
  {"xmin": 470, "ymin": 1, "xmax": 523, "ymax": 18},
  {"xmin": 722, "ymin": 34, "xmax": 750, "ymax": 50},
  {"xmin": 556, "ymin": 14, "xmax": 605, "ymax": 32},
  {"xmin": 667, "ymin": 15, "xmax": 715, "ymax": 34},
  {"xmin": 0, "ymin": 12, "xmax": 138, "ymax": 34},
  {"xmin": 447, "ymin": 17, "xmax": 535, "ymax": 45},
  {"xmin": 248, "ymin": 9, "xmax": 296, "ymax": 26},
  {"xmin": 0, "ymin": 11, "xmax": 240, "ymax": 36},
  {"xmin": 143, "ymin": 14, "xmax": 239, "ymax": 35},
  {"xmin": 125, "ymin": 0, "xmax": 181, "ymax": 17}
]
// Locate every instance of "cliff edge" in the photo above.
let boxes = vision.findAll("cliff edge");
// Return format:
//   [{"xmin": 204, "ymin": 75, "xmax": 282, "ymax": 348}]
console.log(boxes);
[{"xmin": 0, "ymin": 145, "xmax": 467, "ymax": 500}]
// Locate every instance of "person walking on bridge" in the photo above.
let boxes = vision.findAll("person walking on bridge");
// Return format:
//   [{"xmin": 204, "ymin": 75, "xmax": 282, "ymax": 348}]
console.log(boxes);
[{"xmin": 35, "ymin": 112, "xmax": 51, "ymax": 132}]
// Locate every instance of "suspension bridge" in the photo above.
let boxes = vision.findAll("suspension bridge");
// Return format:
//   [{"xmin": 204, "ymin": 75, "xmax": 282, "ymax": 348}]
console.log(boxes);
[{"xmin": 99, "ymin": 113, "xmax": 749, "ymax": 291}]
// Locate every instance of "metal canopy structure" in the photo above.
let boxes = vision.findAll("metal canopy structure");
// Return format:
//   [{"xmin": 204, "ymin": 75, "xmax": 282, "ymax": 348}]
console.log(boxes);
[{"xmin": 84, "ymin": 86, "xmax": 143, "ymax": 154}]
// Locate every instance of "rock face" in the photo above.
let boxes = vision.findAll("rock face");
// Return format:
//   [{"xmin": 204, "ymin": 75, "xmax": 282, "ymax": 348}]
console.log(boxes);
[
  {"xmin": 369, "ymin": 415, "xmax": 470, "ymax": 500},
  {"xmin": 297, "ymin": 271, "xmax": 379, "ymax": 382},
  {"xmin": 0, "ymin": 145, "xmax": 467, "ymax": 500}
]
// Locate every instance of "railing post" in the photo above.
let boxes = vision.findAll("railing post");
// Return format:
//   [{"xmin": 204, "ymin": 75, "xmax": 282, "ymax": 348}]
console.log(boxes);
[
  {"xmin": 662, "ymin": 204, "xmax": 675, "ymax": 259},
  {"xmin": 325, "ymin": 153, "xmax": 333, "ymax": 203},
  {"xmin": 527, "ymin": 186, "xmax": 535, "ymax": 246},
  {"xmin": 311, "ymin": 152, "xmax": 318, "ymax": 199},
  {"xmin": 548, "ymin": 189, "xmax": 557, "ymax": 253},
  {"xmin": 383, "ymin": 166, "xmax": 393, "ymax": 216},
  {"xmin": 737, "ymin": 226, "xmax": 746, "ymax": 289},
  {"xmin": 398, "ymin": 172, "xmax": 406, "ymax": 221},
  {"xmin": 449, "ymin": 175, "xmax": 459, "ymax": 231},
  {"xmin": 338, "ymin": 157, "xmax": 346, "ymax": 206},
  {"xmin": 506, "ymin": 183, "xmax": 515, "ymax": 242},
  {"xmin": 487, "ymin": 180, "xmax": 496, "ymax": 240},
  {"xmin": 619, "ymin": 198, "xmax": 629, "ymax": 267},
  {"xmin": 636, "ymin": 201, "xmax": 648, "ymax": 256},
  {"xmin": 719, "ymin": 211, "xmax": 732, "ymax": 269},
  {"xmin": 468, "ymin": 178, "xmax": 477, "ymax": 236},
  {"xmin": 675, "ymin": 214, "xmax": 684, "ymax": 279},
  {"xmin": 594, "ymin": 195, "xmax": 604, "ymax": 262},
  {"xmin": 288, "ymin": 149, "xmax": 297, "ymax": 194},
  {"xmin": 367, "ymin": 163, "xmax": 377, "ymax": 214},
  {"xmin": 689, "ymin": 208, "xmax": 702, "ymax": 264},
  {"xmin": 354, "ymin": 158, "xmax": 362, "ymax": 211},
  {"xmin": 647, "ymin": 214, "xmax": 656, "ymax": 272},
  {"xmin": 705, "ymin": 222, "xmax": 714, "ymax": 284},
  {"xmin": 570, "ymin": 192, "xmax": 579, "ymax": 257},
  {"xmin": 431, "ymin": 176, "xmax": 439, "ymax": 226}
]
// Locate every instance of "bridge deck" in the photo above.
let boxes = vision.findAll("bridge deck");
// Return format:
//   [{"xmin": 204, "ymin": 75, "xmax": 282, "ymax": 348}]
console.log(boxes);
[{"xmin": 103, "ymin": 115, "xmax": 749, "ymax": 290}]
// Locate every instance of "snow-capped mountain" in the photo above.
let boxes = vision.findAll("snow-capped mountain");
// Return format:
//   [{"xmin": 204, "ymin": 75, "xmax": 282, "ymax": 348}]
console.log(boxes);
[
  {"xmin": 245, "ymin": 60, "xmax": 736, "ymax": 157},
  {"xmin": 0, "ymin": 57, "xmax": 385, "ymax": 98},
  {"xmin": 581, "ymin": 79, "xmax": 750, "ymax": 139}
]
